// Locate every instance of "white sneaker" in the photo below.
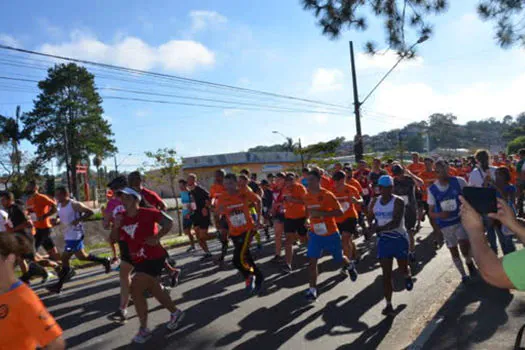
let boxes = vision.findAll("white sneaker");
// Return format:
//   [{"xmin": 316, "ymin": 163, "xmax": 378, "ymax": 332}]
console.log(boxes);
[{"xmin": 132, "ymin": 328, "xmax": 152, "ymax": 344}]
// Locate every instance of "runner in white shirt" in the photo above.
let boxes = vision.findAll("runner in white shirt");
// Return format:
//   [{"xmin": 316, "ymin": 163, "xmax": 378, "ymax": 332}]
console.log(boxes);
[{"xmin": 468, "ymin": 149, "xmax": 497, "ymax": 188}]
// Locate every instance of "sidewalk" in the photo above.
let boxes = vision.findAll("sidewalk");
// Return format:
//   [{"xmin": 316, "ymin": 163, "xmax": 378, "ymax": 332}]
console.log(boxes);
[{"xmin": 414, "ymin": 277, "xmax": 525, "ymax": 349}]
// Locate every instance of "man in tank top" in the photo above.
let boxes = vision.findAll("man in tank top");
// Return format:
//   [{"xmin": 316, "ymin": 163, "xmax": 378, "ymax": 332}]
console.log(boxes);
[{"xmin": 368, "ymin": 175, "xmax": 414, "ymax": 316}]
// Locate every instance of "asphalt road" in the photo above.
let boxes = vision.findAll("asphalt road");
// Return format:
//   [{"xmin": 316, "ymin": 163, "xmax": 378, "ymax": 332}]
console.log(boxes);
[{"xmin": 34, "ymin": 223, "xmax": 466, "ymax": 350}]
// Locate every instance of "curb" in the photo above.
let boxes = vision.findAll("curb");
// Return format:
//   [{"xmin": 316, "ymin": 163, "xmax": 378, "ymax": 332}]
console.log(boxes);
[{"xmin": 407, "ymin": 283, "xmax": 466, "ymax": 349}]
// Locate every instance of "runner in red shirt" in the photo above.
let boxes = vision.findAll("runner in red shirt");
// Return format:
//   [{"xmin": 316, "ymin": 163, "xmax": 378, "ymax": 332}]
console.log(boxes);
[{"xmin": 112, "ymin": 187, "xmax": 184, "ymax": 344}]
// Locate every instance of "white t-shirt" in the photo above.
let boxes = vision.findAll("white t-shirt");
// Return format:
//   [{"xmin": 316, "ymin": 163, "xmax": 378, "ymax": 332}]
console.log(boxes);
[
  {"xmin": 427, "ymin": 177, "xmax": 468, "ymax": 206},
  {"xmin": 0, "ymin": 209, "xmax": 8, "ymax": 232},
  {"xmin": 468, "ymin": 166, "xmax": 497, "ymax": 188}
]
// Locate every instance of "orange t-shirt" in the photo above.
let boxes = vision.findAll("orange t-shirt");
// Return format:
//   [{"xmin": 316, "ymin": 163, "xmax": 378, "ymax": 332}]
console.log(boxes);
[
  {"xmin": 509, "ymin": 165, "xmax": 517, "ymax": 185},
  {"xmin": 0, "ymin": 282, "xmax": 63, "ymax": 349},
  {"xmin": 448, "ymin": 167, "xmax": 458, "ymax": 176},
  {"xmin": 407, "ymin": 163, "xmax": 425, "ymax": 175},
  {"xmin": 210, "ymin": 183, "xmax": 225, "ymax": 201},
  {"xmin": 419, "ymin": 170, "xmax": 437, "ymax": 201},
  {"xmin": 347, "ymin": 178, "xmax": 363, "ymax": 194},
  {"xmin": 320, "ymin": 175, "xmax": 334, "ymax": 191},
  {"xmin": 217, "ymin": 191, "xmax": 257, "ymax": 236},
  {"xmin": 283, "ymin": 183, "xmax": 307, "ymax": 219},
  {"xmin": 384, "ymin": 165, "xmax": 393, "ymax": 176},
  {"xmin": 25, "ymin": 193, "xmax": 56, "ymax": 229},
  {"xmin": 332, "ymin": 184, "xmax": 361, "ymax": 222},
  {"xmin": 303, "ymin": 188, "xmax": 341, "ymax": 236}
]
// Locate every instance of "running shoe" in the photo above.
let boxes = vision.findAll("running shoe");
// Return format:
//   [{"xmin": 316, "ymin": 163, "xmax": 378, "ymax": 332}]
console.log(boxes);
[
  {"xmin": 132, "ymin": 328, "xmax": 152, "ymax": 344},
  {"xmin": 109, "ymin": 309, "xmax": 127, "ymax": 323},
  {"xmin": 245, "ymin": 275, "xmax": 255, "ymax": 293},
  {"xmin": 304, "ymin": 289, "xmax": 317, "ymax": 302},
  {"xmin": 381, "ymin": 304, "xmax": 395, "ymax": 316},
  {"xmin": 200, "ymin": 253, "xmax": 213, "ymax": 261},
  {"xmin": 64, "ymin": 268, "xmax": 76, "ymax": 282},
  {"xmin": 466, "ymin": 262, "xmax": 477, "ymax": 277},
  {"xmin": 167, "ymin": 309, "xmax": 185, "ymax": 331},
  {"xmin": 170, "ymin": 269, "xmax": 181, "ymax": 288},
  {"xmin": 282, "ymin": 264, "xmax": 292, "ymax": 274},
  {"xmin": 347, "ymin": 264, "xmax": 358, "ymax": 282},
  {"xmin": 46, "ymin": 283, "xmax": 62, "ymax": 295},
  {"xmin": 254, "ymin": 275, "xmax": 265, "ymax": 294},
  {"xmin": 405, "ymin": 277, "xmax": 414, "ymax": 291},
  {"xmin": 103, "ymin": 258, "xmax": 112, "ymax": 274},
  {"xmin": 186, "ymin": 246, "xmax": 196, "ymax": 253}
]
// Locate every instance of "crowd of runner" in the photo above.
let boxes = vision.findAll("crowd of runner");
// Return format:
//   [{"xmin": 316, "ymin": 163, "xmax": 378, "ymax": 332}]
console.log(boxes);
[{"xmin": 1, "ymin": 148, "xmax": 525, "ymax": 347}]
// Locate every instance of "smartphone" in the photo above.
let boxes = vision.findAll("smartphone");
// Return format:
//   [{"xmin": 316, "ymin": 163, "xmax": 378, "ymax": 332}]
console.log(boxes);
[{"xmin": 462, "ymin": 187, "xmax": 497, "ymax": 214}]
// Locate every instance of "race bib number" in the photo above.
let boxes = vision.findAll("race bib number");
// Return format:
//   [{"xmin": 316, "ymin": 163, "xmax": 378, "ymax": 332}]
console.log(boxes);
[
  {"xmin": 362, "ymin": 188, "xmax": 369, "ymax": 196},
  {"xmin": 401, "ymin": 196, "xmax": 410, "ymax": 205},
  {"xmin": 440, "ymin": 199, "xmax": 457, "ymax": 212},
  {"xmin": 340, "ymin": 201, "xmax": 350, "ymax": 212},
  {"xmin": 313, "ymin": 222, "xmax": 328, "ymax": 235},
  {"xmin": 229, "ymin": 212, "xmax": 247, "ymax": 227}
]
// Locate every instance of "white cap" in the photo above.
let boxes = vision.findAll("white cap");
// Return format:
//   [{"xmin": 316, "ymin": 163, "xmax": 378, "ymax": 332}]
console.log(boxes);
[{"xmin": 117, "ymin": 187, "xmax": 142, "ymax": 202}]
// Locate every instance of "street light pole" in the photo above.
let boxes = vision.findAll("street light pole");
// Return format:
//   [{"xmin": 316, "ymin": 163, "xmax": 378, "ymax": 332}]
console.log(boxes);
[{"xmin": 348, "ymin": 36, "xmax": 429, "ymax": 163}]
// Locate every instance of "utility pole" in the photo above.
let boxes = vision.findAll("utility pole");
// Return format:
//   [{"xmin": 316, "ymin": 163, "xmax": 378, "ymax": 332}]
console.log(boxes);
[
  {"xmin": 14, "ymin": 106, "xmax": 21, "ymax": 175},
  {"xmin": 298, "ymin": 138, "xmax": 305, "ymax": 168},
  {"xmin": 349, "ymin": 41, "xmax": 363, "ymax": 163},
  {"xmin": 114, "ymin": 154, "xmax": 119, "ymax": 176}
]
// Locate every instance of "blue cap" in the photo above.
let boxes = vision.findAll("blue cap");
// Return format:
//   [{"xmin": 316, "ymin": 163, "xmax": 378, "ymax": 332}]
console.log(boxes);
[{"xmin": 378, "ymin": 175, "xmax": 393, "ymax": 187}]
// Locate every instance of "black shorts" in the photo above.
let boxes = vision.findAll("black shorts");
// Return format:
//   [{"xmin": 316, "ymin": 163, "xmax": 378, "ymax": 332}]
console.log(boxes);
[
  {"xmin": 192, "ymin": 214, "xmax": 211, "ymax": 230},
  {"xmin": 134, "ymin": 258, "xmax": 166, "ymax": 278},
  {"xmin": 218, "ymin": 216, "xmax": 229, "ymax": 230},
  {"xmin": 34, "ymin": 228, "xmax": 55, "ymax": 251},
  {"xmin": 405, "ymin": 206, "xmax": 417, "ymax": 231},
  {"xmin": 273, "ymin": 213, "xmax": 285, "ymax": 223},
  {"xmin": 422, "ymin": 202, "xmax": 429, "ymax": 214},
  {"xmin": 284, "ymin": 217, "xmax": 307, "ymax": 236},
  {"xmin": 19, "ymin": 232, "xmax": 36, "ymax": 260},
  {"xmin": 118, "ymin": 240, "xmax": 132, "ymax": 264},
  {"xmin": 337, "ymin": 218, "xmax": 357, "ymax": 234}
]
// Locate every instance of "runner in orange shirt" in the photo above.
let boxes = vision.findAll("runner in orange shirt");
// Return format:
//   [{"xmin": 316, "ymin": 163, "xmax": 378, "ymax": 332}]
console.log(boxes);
[
  {"xmin": 216, "ymin": 173, "xmax": 264, "ymax": 293},
  {"xmin": 210, "ymin": 169, "xmax": 229, "ymax": 262},
  {"xmin": 407, "ymin": 153, "xmax": 425, "ymax": 175},
  {"xmin": 303, "ymin": 169, "xmax": 355, "ymax": 301},
  {"xmin": 318, "ymin": 168, "xmax": 334, "ymax": 191},
  {"xmin": 282, "ymin": 173, "xmax": 308, "ymax": 273},
  {"xmin": 332, "ymin": 170, "xmax": 362, "ymax": 281},
  {"xmin": 0, "ymin": 233, "xmax": 65, "ymax": 350},
  {"xmin": 25, "ymin": 181, "xmax": 61, "ymax": 262}
]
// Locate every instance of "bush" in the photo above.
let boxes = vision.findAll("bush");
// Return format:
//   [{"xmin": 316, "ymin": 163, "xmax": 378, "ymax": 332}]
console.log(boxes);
[{"xmin": 507, "ymin": 136, "xmax": 525, "ymax": 154}]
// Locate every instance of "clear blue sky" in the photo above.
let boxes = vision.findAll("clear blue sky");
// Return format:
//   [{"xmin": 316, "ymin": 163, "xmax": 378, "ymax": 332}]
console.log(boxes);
[{"xmin": 0, "ymin": 0, "xmax": 524, "ymax": 172}]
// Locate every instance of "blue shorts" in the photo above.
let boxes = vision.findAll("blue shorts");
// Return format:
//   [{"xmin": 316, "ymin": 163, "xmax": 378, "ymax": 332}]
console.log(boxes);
[
  {"xmin": 65, "ymin": 239, "xmax": 84, "ymax": 253},
  {"xmin": 377, "ymin": 232, "xmax": 409, "ymax": 260},
  {"xmin": 183, "ymin": 217, "xmax": 193, "ymax": 230},
  {"xmin": 251, "ymin": 213, "xmax": 258, "ymax": 222},
  {"xmin": 307, "ymin": 231, "xmax": 343, "ymax": 263}
]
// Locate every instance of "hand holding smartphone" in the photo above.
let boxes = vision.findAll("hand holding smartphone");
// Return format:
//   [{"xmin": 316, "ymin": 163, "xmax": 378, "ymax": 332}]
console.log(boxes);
[{"xmin": 462, "ymin": 187, "xmax": 497, "ymax": 215}]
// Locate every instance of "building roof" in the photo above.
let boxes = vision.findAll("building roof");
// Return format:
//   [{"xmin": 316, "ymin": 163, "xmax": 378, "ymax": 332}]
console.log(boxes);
[{"xmin": 182, "ymin": 151, "xmax": 302, "ymax": 169}]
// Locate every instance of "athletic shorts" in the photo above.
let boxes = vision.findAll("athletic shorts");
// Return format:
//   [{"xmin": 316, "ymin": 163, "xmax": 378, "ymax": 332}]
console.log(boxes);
[
  {"xmin": 183, "ymin": 217, "xmax": 193, "ymax": 230},
  {"xmin": 19, "ymin": 232, "xmax": 36, "ymax": 260},
  {"xmin": 133, "ymin": 258, "xmax": 166, "ymax": 278},
  {"xmin": 65, "ymin": 239, "xmax": 84, "ymax": 253},
  {"xmin": 118, "ymin": 240, "xmax": 132, "ymax": 264},
  {"xmin": 192, "ymin": 214, "xmax": 211, "ymax": 230},
  {"xmin": 405, "ymin": 206, "xmax": 417, "ymax": 231},
  {"xmin": 273, "ymin": 213, "xmax": 285, "ymax": 223},
  {"xmin": 337, "ymin": 218, "xmax": 357, "ymax": 234},
  {"xmin": 218, "ymin": 216, "xmax": 229, "ymax": 230},
  {"xmin": 307, "ymin": 232, "xmax": 343, "ymax": 262},
  {"xmin": 441, "ymin": 223, "xmax": 469, "ymax": 248},
  {"xmin": 34, "ymin": 228, "xmax": 55, "ymax": 251},
  {"xmin": 377, "ymin": 232, "xmax": 409, "ymax": 260},
  {"xmin": 284, "ymin": 217, "xmax": 307, "ymax": 236}
]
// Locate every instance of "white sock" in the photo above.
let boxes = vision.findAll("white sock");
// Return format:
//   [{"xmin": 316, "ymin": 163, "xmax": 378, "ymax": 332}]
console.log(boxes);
[
  {"xmin": 309, "ymin": 287, "xmax": 317, "ymax": 296},
  {"xmin": 453, "ymin": 257, "xmax": 467, "ymax": 277}
]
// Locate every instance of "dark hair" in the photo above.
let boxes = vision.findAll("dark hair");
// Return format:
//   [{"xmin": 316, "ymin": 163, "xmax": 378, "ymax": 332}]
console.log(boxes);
[
  {"xmin": 28, "ymin": 180, "xmax": 37, "ymax": 187},
  {"xmin": 308, "ymin": 169, "xmax": 321, "ymax": 180},
  {"xmin": 435, "ymin": 160, "xmax": 449, "ymax": 168},
  {"xmin": 251, "ymin": 173, "xmax": 257, "ymax": 180},
  {"xmin": 0, "ymin": 233, "xmax": 33, "ymax": 258},
  {"xmin": 424, "ymin": 157, "xmax": 433, "ymax": 162},
  {"xmin": 55, "ymin": 186, "xmax": 69, "ymax": 195},
  {"xmin": 519, "ymin": 149, "xmax": 525, "ymax": 157},
  {"xmin": 0, "ymin": 191, "xmax": 14, "ymax": 201},
  {"xmin": 475, "ymin": 149, "xmax": 490, "ymax": 171},
  {"xmin": 332, "ymin": 170, "xmax": 346, "ymax": 181},
  {"xmin": 302, "ymin": 167, "xmax": 310, "ymax": 173},
  {"xmin": 128, "ymin": 171, "xmax": 142, "ymax": 179},
  {"xmin": 285, "ymin": 173, "xmax": 295, "ymax": 182},
  {"xmin": 240, "ymin": 169, "xmax": 250, "ymax": 176},
  {"xmin": 496, "ymin": 166, "xmax": 511, "ymax": 183},
  {"xmin": 266, "ymin": 173, "xmax": 274, "ymax": 179},
  {"xmin": 225, "ymin": 173, "xmax": 237, "ymax": 181},
  {"xmin": 238, "ymin": 174, "xmax": 249, "ymax": 181},
  {"xmin": 178, "ymin": 179, "xmax": 187, "ymax": 185},
  {"xmin": 343, "ymin": 166, "xmax": 353, "ymax": 173},
  {"xmin": 107, "ymin": 175, "xmax": 127, "ymax": 190},
  {"xmin": 215, "ymin": 169, "xmax": 226, "ymax": 177},
  {"xmin": 260, "ymin": 179, "xmax": 269, "ymax": 186},
  {"xmin": 275, "ymin": 172, "xmax": 286, "ymax": 179}
]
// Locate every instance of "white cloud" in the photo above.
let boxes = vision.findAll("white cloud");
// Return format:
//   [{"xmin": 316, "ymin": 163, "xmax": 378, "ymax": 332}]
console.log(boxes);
[
  {"xmin": 356, "ymin": 50, "xmax": 423, "ymax": 70},
  {"xmin": 189, "ymin": 10, "xmax": 227, "ymax": 33},
  {"xmin": 369, "ymin": 73, "xmax": 525, "ymax": 128},
  {"xmin": 310, "ymin": 68, "xmax": 344, "ymax": 93},
  {"xmin": 223, "ymin": 109, "xmax": 242, "ymax": 117},
  {"xmin": 134, "ymin": 109, "xmax": 151, "ymax": 118},
  {"xmin": 39, "ymin": 31, "xmax": 215, "ymax": 73},
  {"xmin": 0, "ymin": 34, "xmax": 20, "ymax": 48}
]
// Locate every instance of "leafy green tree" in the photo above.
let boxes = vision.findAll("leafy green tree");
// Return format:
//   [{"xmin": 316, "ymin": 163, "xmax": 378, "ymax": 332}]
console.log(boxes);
[
  {"xmin": 24, "ymin": 63, "xmax": 116, "ymax": 199},
  {"xmin": 508, "ymin": 136, "xmax": 525, "ymax": 154},
  {"xmin": 145, "ymin": 148, "xmax": 183, "ymax": 234},
  {"xmin": 406, "ymin": 134, "xmax": 424, "ymax": 152},
  {"xmin": 301, "ymin": 137, "xmax": 345, "ymax": 161},
  {"xmin": 302, "ymin": 0, "xmax": 525, "ymax": 54}
]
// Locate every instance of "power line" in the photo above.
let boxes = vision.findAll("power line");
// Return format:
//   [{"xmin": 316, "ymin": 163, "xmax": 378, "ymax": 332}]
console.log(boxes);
[{"xmin": 0, "ymin": 44, "xmax": 351, "ymax": 111}]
